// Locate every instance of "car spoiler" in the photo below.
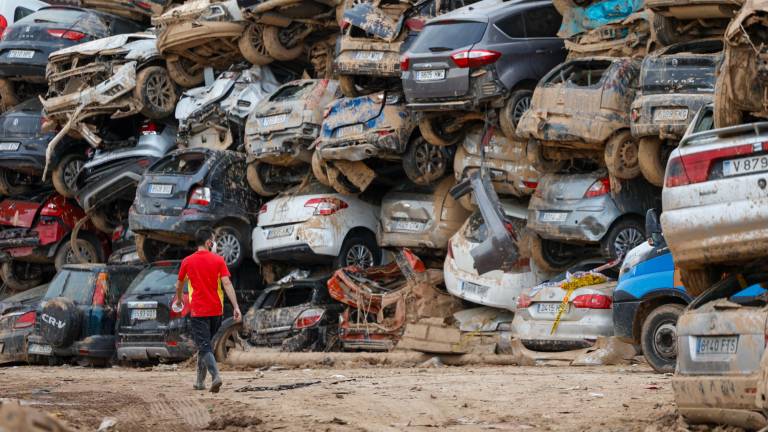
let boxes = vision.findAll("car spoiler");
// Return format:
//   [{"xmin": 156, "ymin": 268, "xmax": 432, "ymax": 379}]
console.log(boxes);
[{"xmin": 680, "ymin": 122, "xmax": 768, "ymax": 148}]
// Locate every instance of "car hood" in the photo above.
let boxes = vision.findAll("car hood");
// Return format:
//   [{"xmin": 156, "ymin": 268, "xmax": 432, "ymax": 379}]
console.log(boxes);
[{"xmin": 49, "ymin": 33, "xmax": 157, "ymax": 60}]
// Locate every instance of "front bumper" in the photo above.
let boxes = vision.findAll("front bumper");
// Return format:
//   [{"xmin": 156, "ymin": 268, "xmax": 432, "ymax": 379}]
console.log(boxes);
[
  {"xmin": 527, "ymin": 196, "xmax": 620, "ymax": 243},
  {"xmin": 673, "ymin": 374, "xmax": 766, "ymax": 429},
  {"xmin": 252, "ymin": 218, "xmax": 344, "ymax": 264},
  {"xmin": 631, "ymin": 93, "xmax": 712, "ymax": 140},
  {"xmin": 129, "ymin": 211, "xmax": 218, "ymax": 244}
]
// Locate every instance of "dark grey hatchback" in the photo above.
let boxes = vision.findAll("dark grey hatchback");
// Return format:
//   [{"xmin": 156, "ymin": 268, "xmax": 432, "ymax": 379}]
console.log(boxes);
[{"xmin": 401, "ymin": 0, "xmax": 565, "ymax": 144}]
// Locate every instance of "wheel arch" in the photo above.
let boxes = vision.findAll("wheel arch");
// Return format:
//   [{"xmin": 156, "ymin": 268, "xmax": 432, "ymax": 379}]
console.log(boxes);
[
  {"xmin": 216, "ymin": 217, "xmax": 253, "ymax": 249},
  {"xmin": 632, "ymin": 293, "xmax": 689, "ymax": 344}
]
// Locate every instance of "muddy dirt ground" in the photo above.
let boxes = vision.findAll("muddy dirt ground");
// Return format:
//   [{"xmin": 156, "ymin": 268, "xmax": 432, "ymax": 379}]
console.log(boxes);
[{"xmin": 0, "ymin": 358, "xmax": 719, "ymax": 432}]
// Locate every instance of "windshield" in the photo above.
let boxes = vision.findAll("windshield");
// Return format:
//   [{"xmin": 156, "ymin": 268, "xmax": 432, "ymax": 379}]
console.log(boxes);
[
  {"xmin": 409, "ymin": 21, "xmax": 487, "ymax": 53},
  {"xmin": 44, "ymin": 270, "xmax": 96, "ymax": 305},
  {"xmin": 20, "ymin": 8, "xmax": 109, "ymax": 37},
  {"xmin": 126, "ymin": 265, "xmax": 182, "ymax": 295},
  {"xmin": 641, "ymin": 55, "xmax": 719, "ymax": 94},
  {"xmin": 150, "ymin": 153, "xmax": 206, "ymax": 175}
]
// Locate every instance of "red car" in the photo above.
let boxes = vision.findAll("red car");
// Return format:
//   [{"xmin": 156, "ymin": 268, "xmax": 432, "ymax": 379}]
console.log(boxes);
[{"xmin": 0, "ymin": 193, "xmax": 109, "ymax": 292}]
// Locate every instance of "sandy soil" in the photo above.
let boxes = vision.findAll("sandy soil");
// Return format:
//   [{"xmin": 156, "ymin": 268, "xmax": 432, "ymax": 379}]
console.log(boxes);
[{"xmin": 0, "ymin": 359, "xmax": 694, "ymax": 432}]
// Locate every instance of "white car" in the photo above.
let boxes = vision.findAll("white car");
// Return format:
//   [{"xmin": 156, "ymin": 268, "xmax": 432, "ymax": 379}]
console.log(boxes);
[
  {"xmin": 444, "ymin": 199, "xmax": 556, "ymax": 311},
  {"xmin": 253, "ymin": 182, "xmax": 381, "ymax": 269},
  {"xmin": 0, "ymin": 0, "xmax": 45, "ymax": 30}
]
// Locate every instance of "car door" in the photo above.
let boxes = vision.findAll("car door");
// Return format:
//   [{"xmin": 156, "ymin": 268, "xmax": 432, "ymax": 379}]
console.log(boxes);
[
  {"xmin": 522, "ymin": 4, "xmax": 566, "ymax": 77},
  {"xmin": 485, "ymin": 10, "xmax": 537, "ymax": 89}
]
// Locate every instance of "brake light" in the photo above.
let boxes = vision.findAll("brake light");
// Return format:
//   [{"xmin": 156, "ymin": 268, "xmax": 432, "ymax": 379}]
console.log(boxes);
[
  {"xmin": 304, "ymin": 197, "xmax": 348, "ymax": 216},
  {"xmin": 170, "ymin": 293, "xmax": 190, "ymax": 319},
  {"xmin": 665, "ymin": 143, "xmax": 758, "ymax": 188},
  {"xmin": 572, "ymin": 294, "xmax": 612, "ymax": 309},
  {"xmin": 13, "ymin": 311, "xmax": 35, "ymax": 329},
  {"xmin": 47, "ymin": 29, "xmax": 87, "ymax": 41},
  {"xmin": 405, "ymin": 18, "xmax": 425, "ymax": 31},
  {"xmin": 136, "ymin": 158, "xmax": 151, "ymax": 168},
  {"xmin": 341, "ymin": 19, "xmax": 350, "ymax": 30},
  {"xmin": 400, "ymin": 55, "xmax": 410, "ymax": 72},
  {"xmin": 92, "ymin": 272, "xmax": 108, "ymax": 306},
  {"xmin": 516, "ymin": 294, "xmax": 532, "ymax": 309},
  {"xmin": 259, "ymin": 204, "xmax": 267, "ymax": 214},
  {"xmin": 136, "ymin": 1, "xmax": 152, "ymax": 10},
  {"xmin": 141, "ymin": 122, "xmax": 158, "ymax": 135},
  {"xmin": 447, "ymin": 238, "xmax": 454, "ymax": 259},
  {"xmin": 522, "ymin": 180, "xmax": 538, "ymax": 190},
  {"xmin": 294, "ymin": 308, "xmax": 325, "ymax": 329},
  {"xmin": 450, "ymin": 50, "xmax": 501, "ymax": 68},
  {"xmin": 189, "ymin": 186, "xmax": 211, "ymax": 206},
  {"xmin": 584, "ymin": 178, "xmax": 611, "ymax": 198},
  {"xmin": 0, "ymin": 15, "xmax": 7, "ymax": 39},
  {"xmin": 112, "ymin": 225, "xmax": 124, "ymax": 242},
  {"xmin": 40, "ymin": 201, "xmax": 64, "ymax": 217}
]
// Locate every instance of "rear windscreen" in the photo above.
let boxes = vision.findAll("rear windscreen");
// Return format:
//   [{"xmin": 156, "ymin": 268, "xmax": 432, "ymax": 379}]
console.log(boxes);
[
  {"xmin": 126, "ymin": 266, "xmax": 181, "ymax": 295},
  {"xmin": 150, "ymin": 153, "xmax": 206, "ymax": 175},
  {"xmin": 0, "ymin": 115, "xmax": 41, "ymax": 138},
  {"xmin": 20, "ymin": 8, "xmax": 108, "ymax": 36},
  {"xmin": 641, "ymin": 55, "xmax": 719, "ymax": 94},
  {"xmin": 270, "ymin": 82, "xmax": 315, "ymax": 102},
  {"xmin": 44, "ymin": 270, "xmax": 95, "ymax": 305},
  {"xmin": 545, "ymin": 61, "xmax": 613, "ymax": 87},
  {"xmin": 408, "ymin": 21, "xmax": 487, "ymax": 53}
]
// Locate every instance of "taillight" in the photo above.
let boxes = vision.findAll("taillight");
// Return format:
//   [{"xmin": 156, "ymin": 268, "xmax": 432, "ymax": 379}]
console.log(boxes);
[
  {"xmin": 447, "ymin": 238, "xmax": 454, "ymax": 260},
  {"xmin": 13, "ymin": 311, "xmax": 35, "ymax": 329},
  {"xmin": 522, "ymin": 180, "xmax": 538, "ymax": 190},
  {"xmin": 341, "ymin": 19, "xmax": 350, "ymax": 30},
  {"xmin": 665, "ymin": 143, "xmax": 758, "ymax": 188},
  {"xmin": 92, "ymin": 272, "xmax": 108, "ymax": 306},
  {"xmin": 40, "ymin": 201, "xmax": 63, "ymax": 217},
  {"xmin": 572, "ymin": 294, "xmax": 612, "ymax": 309},
  {"xmin": 584, "ymin": 178, "xmax": 611, "ymax": 198},
  {"xmin": 294, "ymin": 308, "xmax": 325, "ymax": 329},
  {"xmin": 516, "ymin": 294, "xmax": 532, "ymax": 309},
  {"xmin": 404, "ymin": 18, "xmax": 424, "ymax": 31},
  {"xmin": 189, "ymin": 186, "xmax": 211, "ymax": 206},
  {"xmin": 136, "ymin": 1, "xmax": 152, "ymax": 10},
  {"xmin": 259, "ymin": 203, "xmax": 267, "ymax": 214},
  {"xmin": 170, "ymin": 293, "xmax": 190, "ymax": 319},
  {"xmin": 0, "ymin": 15, "xmax": 7, "ymax": 40},
  {"xmin": 141, "ymin": 122, "xmax": 158, "ymax": 135},
  {"xmin": 112, "ymin": 225, "xmax": 124, "ymax": 242},
  {"xmin": 47, "ymin": 29, "xmax": 87, "ymax": 41},
  {"xmin": 400, "ymin": 55, "xmax": 410, "ymax": 72},
  {"xmin": 304, "ymin": 197, "xmax": 348, "ymax": 216},
  {"xmin": 450, "ymin": 50, "xmax": 501, "ymax": 68}
]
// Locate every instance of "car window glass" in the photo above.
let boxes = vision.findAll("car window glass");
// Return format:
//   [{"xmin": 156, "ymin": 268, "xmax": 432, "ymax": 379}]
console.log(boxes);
[
  {"xmin": 261, "ymin": 290, "xmax": 280, "ymax": 308},
  {"xmin": 282, "ymin": 287, "xmax": 313, "ymax": 306},
  {"xmin": 126, "ymin": 266, "xmax": 181, "ymax": 295},
  {"xmin": 270, "ymin": 82, "xmax": 314, "ymax": 102},
  {"xmin": 691, "ymin": 107, "xmax": 714, "ymax": 135},
  {"xmin": 544, "ymin": 60, "xmax": 612, "ymax": 87},
  {"xmin": 19, "ymin": 8, "xmax": 87, "ymax": 25},
  {"xmin": 44, "ymin": 270, "xmax": 96, "ymax": 305},
  {"xmin": 495, "ymin": 13, "xmax": 525, "ymax": 39},
  {"xmin": 14, "ymin": 7, "xmax": 35, "ymax": 22},
  {"xmin": 150, "ymin": 153, "xmax": 206, "ymax": 175},
  {"xmin": 409, "ymin": 21, "xmax": 487, "ymax": 53},
  {"xmin": 524, "ymin": 6, "xmax": 561, "ymax": 38}
]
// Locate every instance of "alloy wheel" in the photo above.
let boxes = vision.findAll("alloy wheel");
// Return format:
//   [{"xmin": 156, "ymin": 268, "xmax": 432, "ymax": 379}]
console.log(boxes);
[
  {"xmin": 65, "ymin": 243, "xmax": 96, "ymax": 264},
  {"xmin": 63, "ymin": 159, "xmax": 83, "ymax": 189},
  {"xmin": 345, "ymin": 244, "xmax": 374, "ymax": 269},
  {"xmin": 215, "ymin": 231, "xmax": 242, "ymax": 266},
  {"xmin": 613, "ymin": 227, "xmax": 644, "ymax": 257},
  {"xmin": 512, "ymin": 96, "xmax": 532, "ymax": 125},
  {"xmin": 413, "ymin": 141, "xmax": 447, "ymax": 181},
  {"xmin": 146, "ymin": 72, "xmax": 176, "ymax": 111}
]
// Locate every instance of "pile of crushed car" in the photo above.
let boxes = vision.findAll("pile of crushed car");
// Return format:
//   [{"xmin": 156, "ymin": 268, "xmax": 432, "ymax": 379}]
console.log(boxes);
[{"xmin": 1, "ymin": 0, "xmax": 768, "ymax": 428}]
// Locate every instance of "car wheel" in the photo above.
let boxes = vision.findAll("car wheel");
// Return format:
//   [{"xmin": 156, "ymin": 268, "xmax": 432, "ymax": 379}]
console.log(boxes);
[
  {"xmin": 0, "ymin": 78, "xmax": 18, "ymax": 112},
  {"xmin": 526, "ymin": 140, "xmax": 564, "ymax": 174},
  {"xmin": 135, "ymin": 66, "xmax": 178, "ymax": 120},
  {"xmin": 0, "ymin": 169, "xmax": 35, "ymax": 196},
  {"xmin": 714, "ymin": 70, "xmax": 742, "ymax": 129},
  {"xmin": 338, "ymin": 75, "xmax": 359, "ymax": 98},
  {"xmin": 500, "ymin": 89, "xmax": 532, "ymax": 139},
  {"xmin": 165, "ymin": 57, "xmax": 204, "ymax": 88},
  {"xmin": 246, "ymin": 162, "xmax": 279, "ymax": 197},
  {"xmin": 51, "ymin": 154, "xmax": 85, "ymax": 198},
  {"xmin": 652, "ymin": 14, "xmax": 680, "ymax": 47},
  {"xmin": 601, "ymin": 218, "xmax": 645, "ymax": 260},
  {"xmin": 637, "ymin": 137, "xmax": 666, "ymax": 187},
  {"xmin": 54, "ymin": 238, "xmax": 100, "ymax": 271},
  {"xmin": 604, "ymin": 131, "xmax": 640, "ymax": 180},
  {"xmin": 334, "ymin": 232, "xmax": 380, "ymax": 269},
  {"xmin": 213, "ymin": 318, "xmax": 245, "ymax": 362},
  {"xmin": 418, "ymin": 115, "xmax": 463, "ymax": 147},
  {"xmin": 262, "ymin": 25, "xmax": 304, "ymax": 61},
  {"xmin": 308, "ymin": 37, "xmax": 334, "ymax": 79},
  {"xmin": 311, "ymin": 151, "xmax": 332, "ymax": 187},
  {"xmin": 89, "ymin": 209, "xmax": 117, "ymax": 235},
  {"xmin": 528, "ymin": 234, "xmax": 576, "ymax": 273},
  {"xmin": 135, "ymin": 233, "xmax": 162, "ymax": 264},
  {"xmin": 403, "ymin": 137, "xmax": 451, "ymax": 185},
  {"xmin": 0, "ymin": 261, "xmax": 45, "ymax": 293},
  {"xmin": 239, "ymin": 23, "xmax": 274, "ymax": 66},
  {"xmin": 641, "ymin": 303, "xmax": 684, "ymax": 374},
  {"xmin": 679, "ymin": 267, "xmax": 717, "ymax": 297},
  {"xmin": 214, "ymin": 225, "xmax": 246, "ymax": 269}
]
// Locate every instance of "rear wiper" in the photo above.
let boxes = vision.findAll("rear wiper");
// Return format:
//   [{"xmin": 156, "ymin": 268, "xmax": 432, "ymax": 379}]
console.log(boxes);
[{"xmin": 428, "ymin": 47, "xmax": 453, "ymax": 52}]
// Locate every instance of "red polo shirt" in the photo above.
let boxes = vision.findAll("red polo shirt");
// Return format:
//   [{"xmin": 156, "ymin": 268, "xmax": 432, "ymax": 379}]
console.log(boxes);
[{"xmin": 178, "ymin": 250, "xmax": 231, "ymax": 317}]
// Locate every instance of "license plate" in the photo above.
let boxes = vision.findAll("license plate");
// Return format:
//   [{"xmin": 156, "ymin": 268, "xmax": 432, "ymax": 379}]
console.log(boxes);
[
  {"xmin": 0, "ymin": 142, "xmax": 19, "ymax": 151},
  {"xmin": 130, "ymin": 309, "xmax": 157, "ymax": 321},
  {"xmin": 259, "ymin": 114, "xmax": 287, "ymax": 127},
  {"xmin": 461, "ymin": 280, "xmax": 490, "ymax": 297},
  {"xmin": 415, "ymin": 70, "xmax": 446, "ymax": 81},
  {"xmin": 696, "ymin": 335, "xmax": 738, "ymax": 354},
  {"xmin": 149, "ymin": 184, "xmax": 173, "ymax": 195},
  {"xmin": 723, "ymin": 155, "xmax": 768, "ymax": 177},
  {"xmin": 392, "ymin": 220, "xmax": 425, "ymax": 232},
  {"xmin": 8, "ymin": 50, "xmax": 34, "ymax": 59},
  {"xmin": 267, "ymin": 225, "xmax": 293, "ymax": 239},
  {"xmin": 539, "ymin": 212, "xmax": 568, "ymax": 223},
  {"xmin": 354, "ymin": 51, "xmax": 384, "ymax": 62},
  {"xmin": 653, "ymin": 108, "xmax": 688, "ymax": 122},
  {"xmin": 28, "ymin": 343, "xmax": 52, "ymax": 355},
  {"xmin": 335, "ymin": 124, "xmax": 363, "ymax": 138},
  {"xmin": 537, "ymin": 303, "xmax": 567, "ymax": 314}
]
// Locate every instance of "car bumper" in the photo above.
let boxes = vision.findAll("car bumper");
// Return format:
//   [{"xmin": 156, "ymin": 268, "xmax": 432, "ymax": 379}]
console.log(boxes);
[
  {"xmin": 612, "ymin": 300, "xmax": 641, "ymax": 342},
  {"xmin": 335, "ymin": 41, "xmax": 401, "ymax": 77},
  {"xmin": 0, "ymin": 329, "xmax": 30, "ymax": 364},
  {"xmin": 631, "ymin": 93, "xmax": 712, "ymax": 140},
  {"xmin": 527, "ymin": 196, "xmax": 620, "ymax": 243},
  {"xmin": 27, "ymin": 334, "xmax": 116, "ymax": 359},
  {"xmin": 116, "ymin": 339, "xmax": 196, "ymax": 362},
  {"xmin": 379, "ymin": 221, "xmax": 457, "ymax": 250},
  {"xmin": 252, "ymin": 217, "xmax": 346, "ymax": 263},
  {"xmin": 454, "ymin": 147, "xmax": 538, "ymax": 197},
  {"xmin": 129, "ymin": 212, "xmax": 218, "ymax": 244},
  {"xmin": 517, "ymin": 110, "xmax": 623, "ymax": 148},
  {"xmin": 673, "ymin": 374, "xmax": 766, "ymax": 429},
  {"xmin": 247, "ymin": 129, "xmax": 315, "ymax": 165},
  {"xmin": 318, "ymin": 133, "xmax": 403, "ymax": 161},
  {"xmin": 511, "ymin": 310, "xmax": 614, "ymax": 350}
]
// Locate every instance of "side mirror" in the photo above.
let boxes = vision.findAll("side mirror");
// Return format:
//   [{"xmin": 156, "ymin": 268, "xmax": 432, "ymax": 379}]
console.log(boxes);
[{"xmin": 645, "ymin": 208, "xmax": 664, "ymax": 247}]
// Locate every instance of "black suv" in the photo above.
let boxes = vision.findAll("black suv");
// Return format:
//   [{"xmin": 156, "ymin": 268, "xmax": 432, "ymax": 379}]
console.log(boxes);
[
  {"xmin": 27, "ymin": 264, "xmax": 142, "ymax": 366},
  {"xmin": 128, "ymin": 148, "xmax": 261, "ymax": 268}
]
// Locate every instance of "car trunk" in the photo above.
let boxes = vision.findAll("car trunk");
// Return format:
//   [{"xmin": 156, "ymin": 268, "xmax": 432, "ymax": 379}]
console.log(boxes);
[
  {"xmin": 254, "ymin": 81, "xmax": 319, "ymax": 134},
  {"xmin": 641, "ymin": 54, "xmax": 719, "ymax": 95},
  {"xmin": 536, "ymin": 173, "xmax": 600, "ymax": 203},
  {"xmin": 525, "ymin": 281, "xmax": 615, "ymax": 324},
  {"xmin": 134, "ymin": 152, "xmax": 210, "ymax": 217},
  {"xmin": 324, "ymin": 93, "xmax": 386, "ymax": 133},
  {"xmin": 384, "ymin": 188, "xmax": 436, "ymax": 234},
  {"xmin": 536, "ymin": 59, "xmax": 613, "ymax": 117},
  {"xmin": 118, "ymin": 265, "xmax": 181, "ymax": 336}
]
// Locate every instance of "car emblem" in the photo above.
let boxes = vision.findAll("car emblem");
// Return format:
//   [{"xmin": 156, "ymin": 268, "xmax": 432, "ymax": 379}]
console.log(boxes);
[
  {"xmin": 24, "ymin": 26, "xmax": 30, "ymax": 33},
  {"xmin": 12, "ymin": 119, "xmax": 18, "ymax": 126},
  {"xmin": 671, "ymin": 59, "xmax": 678, "ymax": 67}
]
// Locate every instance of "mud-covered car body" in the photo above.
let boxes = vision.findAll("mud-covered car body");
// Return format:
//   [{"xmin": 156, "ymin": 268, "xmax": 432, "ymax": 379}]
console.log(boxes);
[
  {"xmin": 646, "ymin": 0, "xmax": 743, "ymax": 45},
  {"xmin": 72, "ymin": 0, "xmax": 172, "ymax": 24},
  {"xmin": 107, "ymin": 223, "xmax": 139, "ymax": 264},
  {"xmin": 176, "ymin": 65, "xmax": 280, "ymax": 150},
  {"xmin": 242, "ymin": 276, "xmax": 342, "ymax": 351},
  {"xmin": 0, "ymin": 99, "xmax": 56, "ymax": 194},
  {"xmin": 116, "ymin": 261, "xmax": 196, "ymax": 363},
  {"xmin": 27, "ymin": 264, "xmax": 141, "ymax": 364},
  {"xmin": 379, "ymin": 177, "xmax": 470, "ymax": 251},
  {"xmin": 0, "ymin": 284, "xmax": 46, "ymax": 365},
  {"xmin": 43, "ymin": 32, "xmax": 178, "ymax": 149}
]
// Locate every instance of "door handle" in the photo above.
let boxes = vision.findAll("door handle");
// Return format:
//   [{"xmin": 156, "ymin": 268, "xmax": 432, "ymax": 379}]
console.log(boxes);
[{"xmin": 535, "ymin": 49, "xmax": 549, "ymax": 54}]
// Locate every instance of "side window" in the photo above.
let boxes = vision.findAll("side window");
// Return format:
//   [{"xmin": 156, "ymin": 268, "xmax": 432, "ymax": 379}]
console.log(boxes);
[
  {"xmin": 495, "ymin": 13, "xmax": 525, "ymax": 39},
  {"xmin": 108, "ymin": 271, "xmax": 136, "ymax": 303},
  {"xmin": 14, "ymin": 7, "xmax": 35, "ymax": 22},
  {"xmin": 524, "ymin": 6, "xmax": 562, "ymax": 38}
]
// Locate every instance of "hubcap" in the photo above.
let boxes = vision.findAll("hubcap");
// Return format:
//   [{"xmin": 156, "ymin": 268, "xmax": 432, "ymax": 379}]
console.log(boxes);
[
  {"xmin": 215, "ymin": 231, "xmax": 241, "ymax": 266},
  {"xmin": 653, "ymin": 322, "xmax": 677, "ymax": 359},
  {"xmin": 64, "ymin": 159, "xmax": 83, "ymax": 188},
  {"xmin": 345, "ymin": 244, "xmax": 374, "ymax": 269},
  {"xmin": 250, "ymin": 25, "xmax": 269, "ymax": 56},
  {"xmin": 66, "ymin": 242, "xmax": 95, "ymax": 264},
  {"xmin": 613, "ymin": 227, "xmax": 644, "ymax": 257},
  {"xmin": 414, "ymin": 141, "xmax": 446, "ymax": 181},
  {"xmin": 512, "ymin": 96, "xmax": 531, "ymax": 125},
  {"xmin": 146, "ymin": 72, "xmax": 175, "ymax": 111}
]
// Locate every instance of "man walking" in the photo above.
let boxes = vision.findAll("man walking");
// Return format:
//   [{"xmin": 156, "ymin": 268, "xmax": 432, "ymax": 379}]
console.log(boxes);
[{"xmin": 175, "ymin": 228, "xmax": 242, "ymax": 393}]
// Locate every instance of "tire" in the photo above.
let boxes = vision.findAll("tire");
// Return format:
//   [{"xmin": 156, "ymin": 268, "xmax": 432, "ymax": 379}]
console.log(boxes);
[
  {"xmin": 239, "ymin": 24, "xmax": 274, "ymax": 66},
  {"xmin": 499, "ymin": 89, "xmax": 532, "ymax": 139},
  {"xmin": 638, "ymin": 137, "xmax": 666, "ymax": 187},
  {"xmin": 528, "ymin": 234, "xmax": 576, "ymax": 273},
  {"xmin": 40, "ymin": 296, "xmax": 81, "ymax": 348},
  {"xmin": 604, "ymin": 131, "xmax": 640, "ymax": 180},
  {"xmin": 311, "ymin": 151, "xmax": 331, "ymax": 187},
  {"xmin": 402, "ymin": 137, "xmax": 451, "ymax": 185},
  {"xmin": 680, "ymin": 267, "xmax": 717, "ymax": 297},
  {"xmin": 54, "ymin": 238, "xmax": 100, "ymax": 271},
  {"xmin": 165, "ymin": 57, "xmax": 203, "ymax": 88},
  {"xmin": 246, "ymin": 162, "xmax": 278, "ymax": 197},
  {"xmin": 652, "ymin": 14, "xmax": 680, "ymax": 47},
  {"xmin": 0, "ymin": 261, "xmax": 45, "ymax": 293},
  {"xmin": 89, "ymin": 209, "xmax": 117, "ymax": 235},
  {"xmin": 601, "ymin": 218, "xmax": 645, "ymax": 260},
  {"xmin": 213, "ymin": 225, "xmax": 246, "ymax": 269},
  {"xmin": 641, "ymin": 303, "xmax": 684, "ymax": 374},
  {"xmin": 51, "ymin": 154, "xmax": 85, "ymax": 198},
  {"xmin": 135, "ymin": 66, "xmax": 178, "ymax": 120},
  {"xmin": 213, "ymin": 318, "xmax": 245, "ymax": 362},
  {"xmin": 526, "ymin": 140, "xmax": 565, "ymax": 174},
  {"xmin": 334, "ymin": 231, "xmax": 381, "ymax": 270},
  {"xmin": 262, "ymin": 25, "xmax": 304, "ymax": 61},
  {"xmin": 418, "ymin": 116, "xmax": 463, "ymax": 147},
  {"xmin": 338, "ymin": 74, "xmax": 359, "ymax": 98},
  {"xmin": 0, "ymin": 169, "xmax": 34, "ymax": 196},
  {"xmin": 714, "ymin": 70, "xmax": 742, "ymax": 129},
  {"xmin": 135, "ymin": 233, "xmax": 161, "ymax": 264},
  {"xmin": 0, "ymin": 78, "xmax": 18, "ymax": 112}
]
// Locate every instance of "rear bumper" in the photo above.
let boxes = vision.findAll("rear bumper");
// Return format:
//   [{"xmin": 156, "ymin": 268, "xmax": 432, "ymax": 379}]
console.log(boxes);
[
  {"xmin": 517, "ymin": 110, "xmax": 623, "ymax": 148},
  {"xmin": 511, "ymin": 311, "xmax": 614, "ymax": 350},
  {"xmin": 673, "ymin": 374, "xmax": 766, "ymax": 429},
  {"xmin": 406, "ymin": 100, "xmax": 474, "ymax": 112},
  {"xmin": 157, "ymin": 21, "xmax": 245, "ymax": 54},
  {"xmin": 379, "ymin": 226, "xmax": 453, "ymax": 250},
  {"xmin": 253, "ymin": 244, "xmax": 334, "ymax": 265},
  {"xmin": 246, "ymin": 128, "xmax": 315, "ymax": 165},
  {"xmin": 252, "ymin": 218, "xmax": 344, "ymax": 263},
  {"xmin": 0, "ymin": 150, "xmax": 46, "ymax": 176},
  {"xmin": 116, "ymin": 339, "xmax": 196, "ymax": 362},
  {"xmin": 318, "ymin": 133, "xmax": 404, "ymax": 161},
  {"xmin": 0, "ymin": 329, "xmax": 29, "ymax": 364},
  {"xmin": 129, "ymin": 212, "xmax": 218, "ymax": 243},
  {"xmin": 527, "ymin": 196, "xmax": 620, "ymax": 243},
  {"xmin": 27, "ymin": 334, "xmax": 116, "ymax": 359},
  {"xmin": 631, "ymin": 93, "xmax": 712, "ymax": 140},
  {"xmin": 454, "ymin": 147, "xmax": 538, "ymax": 197},
  {"xmin": 335, "ymin": 40, "xmax": 401, "ymax": 77}
]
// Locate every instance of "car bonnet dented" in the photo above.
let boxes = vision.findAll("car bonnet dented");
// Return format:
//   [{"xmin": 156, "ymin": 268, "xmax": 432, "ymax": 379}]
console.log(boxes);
[{"xmin": 554, "ymin": 0, "xmax": 644, "ymax": 39}]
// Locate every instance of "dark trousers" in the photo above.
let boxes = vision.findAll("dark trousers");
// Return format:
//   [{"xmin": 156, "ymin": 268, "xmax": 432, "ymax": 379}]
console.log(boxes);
[{"xmin": 190, "ymin": 316, "xmax": 222, "ymax": 355}]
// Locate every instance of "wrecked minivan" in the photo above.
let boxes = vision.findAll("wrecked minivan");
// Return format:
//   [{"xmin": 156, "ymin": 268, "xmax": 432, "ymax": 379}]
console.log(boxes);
[
  {"xmin": 314, "ymin": 91, "xmax": 451, "ymax": 193},
  {"xmin": 630, "ymin": 39, "xmax": 722, "ymax": 186},
  {"xmin": 646, "ymin": 0, "xmax": 743, "ymax": 46},
  {"xmin": 245, "ymin": 79, "xmax": 340, "ymax": 196},
  {"xmin": 517, "ymin": 57, "xmax": 641, "ymax": 180}
]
